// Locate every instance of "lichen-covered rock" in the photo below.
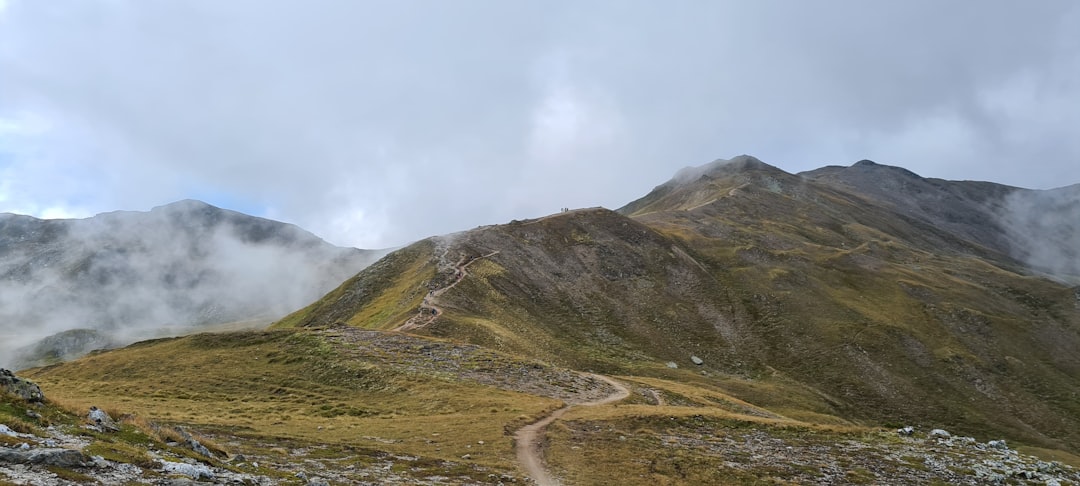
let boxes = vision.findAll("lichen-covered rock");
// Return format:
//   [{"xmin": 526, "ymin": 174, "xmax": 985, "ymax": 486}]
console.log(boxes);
[
  {"xmin": 0, "ymin": 448, "xmax": 92, "ymax": 467},
  {"xmin": 0, "ymin": 369, "xmax": 44, "ymax": 402},
  {"xmin": 88, "ymin": 406, "xmax": 120, "ymax": 432},
  {"xmin": 929, "ymin": 429, "xmax": 951, "ymax": 439},
  {"xmin": 161, "ymin": 460, "xmax": 215, "ymax": 481}
]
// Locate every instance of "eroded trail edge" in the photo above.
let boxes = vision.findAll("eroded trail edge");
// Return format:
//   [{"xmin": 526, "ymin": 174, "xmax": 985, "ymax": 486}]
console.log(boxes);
[{"xmin": 514, "ymin": 374, "xmax": 630, "ymax": 486}]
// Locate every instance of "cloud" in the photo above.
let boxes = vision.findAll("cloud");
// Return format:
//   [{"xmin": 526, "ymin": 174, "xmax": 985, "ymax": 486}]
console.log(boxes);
[{"xmin": 0, "ymin": 1, "xmax": 1077, "ymax": 247}]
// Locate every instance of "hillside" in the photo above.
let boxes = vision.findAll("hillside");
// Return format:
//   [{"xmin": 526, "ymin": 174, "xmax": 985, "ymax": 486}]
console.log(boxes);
[
  {"xmin": 278, "ymin": 156, "xmax": 1080, "ymax": 454},
  {"xmin": 0, "ymin": 200, "xmax": 381, "ymax": 369}
]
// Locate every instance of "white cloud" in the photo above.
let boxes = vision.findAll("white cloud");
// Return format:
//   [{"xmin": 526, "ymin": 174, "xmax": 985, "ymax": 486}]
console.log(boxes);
[{"xmin": 0, "ymin": 1, "xmax": 1077, "ymax": 247}]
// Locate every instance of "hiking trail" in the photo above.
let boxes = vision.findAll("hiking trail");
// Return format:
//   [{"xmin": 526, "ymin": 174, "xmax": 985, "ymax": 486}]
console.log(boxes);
[
  {"xmin": 395, "ymin": 250, "xmax": 499, "ymax": 332},
  {"xmin": 514, "ymin": 374, "xmax": 630, "ymax": 486}
]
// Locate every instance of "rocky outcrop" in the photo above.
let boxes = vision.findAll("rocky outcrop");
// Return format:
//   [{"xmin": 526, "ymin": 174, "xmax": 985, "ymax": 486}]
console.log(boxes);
[
  {"xmin": 0, "ymin": 369, "xmax": 44, "ymax": 402},
  {"xmin": 0, "ymin": 448, "xmax": 92, "ymax": 468},
  {"xmin": 87, "ymin": 406, "xmax": 119, "ymax": 432}
]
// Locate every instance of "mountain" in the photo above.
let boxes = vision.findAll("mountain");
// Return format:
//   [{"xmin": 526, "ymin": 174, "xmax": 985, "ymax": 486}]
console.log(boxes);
[
  {"xmin": 15, "ymin": 158, "xmax": 1080, "ymax": 485},
  {"xmin": 0, "ymin": 200, "xmax": 382, "ymax": 368},
  {"xmin": 277, "ymin": 156, "xmax": 1080, "ymax": 452}
]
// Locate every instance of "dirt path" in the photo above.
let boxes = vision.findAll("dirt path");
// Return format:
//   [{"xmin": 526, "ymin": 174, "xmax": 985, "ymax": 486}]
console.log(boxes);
[
  {"xmin": 395, "ymin": 250, "xmax": 499, "ymax": 332},
  {"xmin": 514, "ymin": 374, "xmax": 630, "ymax": 486}
]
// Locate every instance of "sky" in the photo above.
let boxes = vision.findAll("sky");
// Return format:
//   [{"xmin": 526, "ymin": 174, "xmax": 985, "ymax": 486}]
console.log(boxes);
[{"xmin": 0, "ymin": 1, "xmax": 1077, "ymax": 248}]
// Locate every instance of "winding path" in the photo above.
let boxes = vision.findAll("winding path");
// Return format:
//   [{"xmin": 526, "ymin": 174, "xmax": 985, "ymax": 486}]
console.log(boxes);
[
  {"xmin": 514, "ymin": 374, "xmax": 630, "ymax": 486},
  {"xmin": 395, "ymin": 250, "xmax": 499, "ymax": 332}
]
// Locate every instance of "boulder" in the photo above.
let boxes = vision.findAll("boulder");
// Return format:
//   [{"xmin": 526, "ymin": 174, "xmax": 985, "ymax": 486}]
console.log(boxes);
[
  {"xmin": 988, "ymin": 439, "xmax": 1008, "ymax": 450},
  {"xmin": 0, "ymin": 369, "xmax": 44, "ymax": 402},
  {"xmin": 0, "ymin": 424, "xmax": 17, "ymax": 437},
  {"xmin": 929, "ymin": 429, "xmax": 951, "ymax": 439},
  {"xmin": 896, "ymin": 426, "xmax": 915, "ymax": 436},
  {"xmin": 174, "ymin": 426, "xmax": 213, "ymax": 457},
  {"xmin": 88, "ymin": 406, "xmax": 120, "ymax": 432},
  {"xmin": 0, "ymin": 448, "xmax": 92, "ymax": 468},
  {"xmin": 161, "ymin": 461, "xmax": 215, "ymax": 481},
  {"xmin": 690, "ymin": 356, "xmax": 704, "ymax": 365}
]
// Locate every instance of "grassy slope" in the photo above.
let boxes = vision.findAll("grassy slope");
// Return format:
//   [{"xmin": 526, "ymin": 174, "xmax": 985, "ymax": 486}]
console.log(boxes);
[
  {"xmin": 23, "ymin": 328, "xmax": 564, "ymax": 481},
  {"xmin": 622, "ymin": 166, "xmax": 1080, "ymax": 452},
  {"xmin": 275, "ymin": 240, "xmax": 436, "ymax": 330}
]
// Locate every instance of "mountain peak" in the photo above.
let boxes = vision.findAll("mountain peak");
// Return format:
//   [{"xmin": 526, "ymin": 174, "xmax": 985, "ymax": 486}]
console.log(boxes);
[
  {"xmin": 151, "ymin": 199, "xmax": 221, "ymax": 213},
  {"xmin": 670, "ymin": 155, "xmax": 782, "ymax": 184}
]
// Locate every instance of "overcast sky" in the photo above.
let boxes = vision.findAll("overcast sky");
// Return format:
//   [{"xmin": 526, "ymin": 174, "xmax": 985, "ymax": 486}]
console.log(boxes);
[{"xmin": 1, "ymin": 1, "xmax": 1077, "ymax": 248}]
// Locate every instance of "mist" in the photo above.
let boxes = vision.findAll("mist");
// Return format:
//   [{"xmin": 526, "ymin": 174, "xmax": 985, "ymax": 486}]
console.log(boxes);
[
  {"xmin": 0, "ymin": 200, "xmax": 380, "ymax": 369},
  {"xmin": 999, "ymin": 184, "xmax": 1080, "ymax": 284}
]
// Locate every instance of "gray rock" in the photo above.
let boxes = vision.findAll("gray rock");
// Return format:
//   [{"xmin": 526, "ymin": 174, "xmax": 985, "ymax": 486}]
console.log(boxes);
[
  {"xmin": 307, "ymin": 478, "xmax": 330, "ymax": 486},
  {"xmin": 988, "ymin": 439, "xmax": 1008, "ymax": 450},
  {"xmin": 161, "ymin": 460, "xmax": 215, "ymax": 481},
  {"xmin": 0, "ymin": 369, "xmax": 44, "ymax": 402},
  {"xmin": 690, "ymin": 356, "xmax": 704, "ymax": 365},
  {"xmin": 295, "ymin": 471, "xmax": 308, "ymax": 480},
  {"xmin": 173, "ymin": 427, "xmax": 213, "ymax": 458},
  {"xmin": 0, "ymin": 424, "xmax": 16, "ymax": 437},
  {"xmin": 897, "ymin": 426, "xmax": 915, "ymax": 436},
  {"xmin": 0, "ymin": 448, "xmax": 92, "ymax": 467},
  {"xmin": 88, "ymin": 406, "xmax": 120, "ymax": 432},
  {"xmin": 666, "ymin": 361, "xmax": 678, "ymax": 369},
  {"xmin": 929, "ymin": 428, "xmax": 950, "ymax": 438}
]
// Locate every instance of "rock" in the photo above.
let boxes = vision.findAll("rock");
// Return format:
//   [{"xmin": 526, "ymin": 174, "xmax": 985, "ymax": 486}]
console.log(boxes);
[
  {"xmin": 307, "ymin": 478, "xmax": 330, "ymax": 486},
  {"xmin": 161, "ymin": 460, "xmax": 215, "ymax": 481},
  {"xmin": 666, "ymin": 362, "xmax": 678, "ymax": 369},
  {"xmin": 461, "ymin": 454, "xmax": 472, "ymax": 460},
  {"xmin": 0, "ymin": 448, "xmax": 92, "ymax": 468},
  {"xmin": 988, "ymin": 439, "xmax": 1008, "ymax": 450},
  {"xmin": 897, "ymin": 426, "xmax": 915, "ymax": 436},
  {"xmin": 0, "ymin": 424, "xmax": 16, "ymax": 437},
  {"xmin": 88, "ymin": 406, "xmax": 120, "ymax": 432},
  {"xmin": 26, "ymin": 410, "xmax": 41, "ymax": 420},
  {"xmin": 690, "ymin": 356, "xmax": 704, "ymax": 365},
  {"xmin": 17, "ymin": 443, "xmax": 29, "ymax": 450},
  {"xmin": 929, "ymin": 429, "xmax": 950, "ymax": 439},
  {"xmin": 174, "ymin": 426, "xmax": 213, "ymax": 457},
  {"xmin": 0, "ymin": 369, "xmax": 44, "ymax": 402},
  {"xmin": 295, "ymin": 471, "xmax": 308, "ymax": 480},
  {"xmin": 1036, "ymin": 461, "xmax": 1058, "ymax": 474}
]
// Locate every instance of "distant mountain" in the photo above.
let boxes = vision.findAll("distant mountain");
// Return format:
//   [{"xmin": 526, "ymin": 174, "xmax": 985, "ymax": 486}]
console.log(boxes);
[
  {"xmin": 278, "ymin": 156, "xmax": 1080, "ymax": 454},
  {"xmin": 0, "ymin": 199, "xmax": 382, "ymax": 368}
]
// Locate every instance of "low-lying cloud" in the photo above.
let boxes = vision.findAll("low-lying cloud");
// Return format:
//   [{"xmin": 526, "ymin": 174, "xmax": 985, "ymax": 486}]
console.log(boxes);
[
  {"xmin": 999, "ymin": 185, "xmax": 1080, "ymax": 284},
  {"xmin": 0, "ymin": 201, "xmax": 379, "ymax": 368}
]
